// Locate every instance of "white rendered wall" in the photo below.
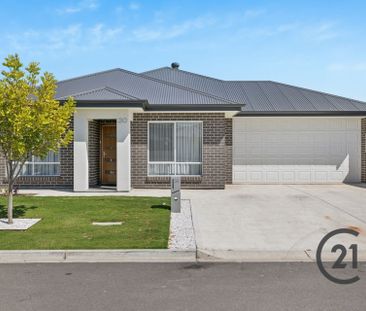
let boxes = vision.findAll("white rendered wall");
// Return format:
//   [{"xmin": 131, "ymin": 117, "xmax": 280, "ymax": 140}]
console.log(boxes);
[{"xmin": 73, "ymin": 109, "xmax": 134, "ymax": 191}]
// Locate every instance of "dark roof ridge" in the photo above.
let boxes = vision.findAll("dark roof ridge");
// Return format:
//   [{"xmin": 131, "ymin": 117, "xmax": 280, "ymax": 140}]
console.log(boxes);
[
  {"xmin": 140, "ymin": 66, "xmax": 236, "ymax": 103},
  {"xmin": 101, "ymin": 86, "xmax": 141, "ymax": 100},
  {"xmin": 142, "ymin": 66, "xmax": 225, "ymax": 82},
  {"xmin": 57, "ymin": 86, "xmax": 141, "ymax": 100},
  {"xmin": 125, "ymin": 68, "xmax": 242, "ymax": 105},
  {"xmin": 268, "ymin": 80, "xmax": 366, "ymax": 105},
  {"xmin": 140, "ymin": 66, "xmax": 171, "ymax": 75},
  {"xmin": 226, "ymin": 80, "xmax": 272, "ymax": 83},
  {"xmin": 254, "ymin": 81, "xmax": 281, "ymax": 111},
  {"xmin": 57, "ymin": 68, "xmax": 124, "ymax": 84},
  {"xmin": 141, "ymin": 67, "xmax": 242, "ymax": 104},
  {"xmin": 59, "ymin": 67, "xmax": 243, "ymax": 106}
]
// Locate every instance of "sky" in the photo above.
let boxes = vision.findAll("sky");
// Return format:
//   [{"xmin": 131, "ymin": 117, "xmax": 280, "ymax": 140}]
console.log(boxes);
[{"xmin": 0, "ymin": 0, "xmax": 366, "ymax": 101}]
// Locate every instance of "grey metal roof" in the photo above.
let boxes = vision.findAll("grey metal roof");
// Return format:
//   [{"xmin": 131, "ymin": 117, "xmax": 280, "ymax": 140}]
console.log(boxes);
[
  {"xmin": 56, "ymin": 68, "xmax": 241, "ymax": 108},
  {"xmin": 142, "ymin": 67, "xmax": 366, "ymax": 113},
  {"xmin": 58, "ymin": 86, "xmax": 140, "ymax": 101},
  {"xmin": 56, "ymin": 65, "xmax": 366, "ymax": 113},
  {"xmin": 142, "ymin": 67, "xmax": 230, "ymax": 99}
]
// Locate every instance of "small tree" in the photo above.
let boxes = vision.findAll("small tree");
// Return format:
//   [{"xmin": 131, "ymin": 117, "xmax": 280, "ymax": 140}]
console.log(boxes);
[{"xmin": 0, "ymin": 54, "xmax": 75, "ymax": 224}]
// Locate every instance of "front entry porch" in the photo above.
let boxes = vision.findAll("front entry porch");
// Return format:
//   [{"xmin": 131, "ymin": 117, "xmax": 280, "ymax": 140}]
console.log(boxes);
[
  {"xmin": 73, "ymin": 109, "xmax": 132, "ymax": 192},
  {"xmin": 88, "ymin": 120, "xmax": 117, "ymax": 188}
]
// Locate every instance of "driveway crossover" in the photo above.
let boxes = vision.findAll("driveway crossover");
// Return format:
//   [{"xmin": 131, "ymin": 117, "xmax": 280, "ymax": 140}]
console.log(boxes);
[{"xmin": 183, "ymin": 184, "xmax": 366, "ymax": 261}]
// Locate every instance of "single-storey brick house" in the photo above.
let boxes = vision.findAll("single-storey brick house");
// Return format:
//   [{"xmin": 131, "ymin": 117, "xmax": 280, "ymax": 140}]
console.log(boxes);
[{"xmin": 1, "ymin": 63, "xmax": 366, "ymax": 191}]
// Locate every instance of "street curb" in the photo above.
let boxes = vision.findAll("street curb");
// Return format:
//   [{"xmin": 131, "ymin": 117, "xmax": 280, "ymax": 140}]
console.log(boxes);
[
  {"xmin": 0, "ymin": 249, "xmax": 197, "ymax": 263},
  {"xmin": 197, "ymin": 249, "xmax": 366, "ymax": 263},
  {"xmin": 197, "ymin": 250, "xmax": 313, "ymax": 262},
  {"xmin": 2, "ymin": 249, "xmax": 365, "ymax": 264}
]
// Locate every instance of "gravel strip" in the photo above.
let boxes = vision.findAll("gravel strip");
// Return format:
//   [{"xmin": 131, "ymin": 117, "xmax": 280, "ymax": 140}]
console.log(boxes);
[{"xmin": 169, "ymin": 200, "xmax": 196, "ymax": 250}]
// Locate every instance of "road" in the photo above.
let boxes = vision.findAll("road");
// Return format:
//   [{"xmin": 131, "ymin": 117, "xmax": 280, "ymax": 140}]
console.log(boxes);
[{"xmin": 0, "ymin": 262, "xmax": 365, "ymax": 311}]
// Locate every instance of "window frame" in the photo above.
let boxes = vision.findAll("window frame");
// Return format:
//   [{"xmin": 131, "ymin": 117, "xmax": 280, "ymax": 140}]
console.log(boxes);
[
  {"xmin": 20, "ymin": 151, "xmax": 61, "ymax": 177},
  {"xmin": 147, "ymin": 121, "xmax": 203, "ymax": 177}
]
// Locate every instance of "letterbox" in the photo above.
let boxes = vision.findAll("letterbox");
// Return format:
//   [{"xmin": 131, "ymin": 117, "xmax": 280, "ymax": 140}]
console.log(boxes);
[{"xmin": 171, "ymin": 176, "xmax": 181, "ymax": 213}]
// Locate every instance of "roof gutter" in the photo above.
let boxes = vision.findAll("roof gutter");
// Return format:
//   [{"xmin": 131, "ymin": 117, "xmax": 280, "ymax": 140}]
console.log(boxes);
[
  {"xmin": 58, "ymin": 99, "xmax": 149, "ymax": 109},
  {"xmin": 145, "ymin": 104, "xmax": 244, "ymax": 112},
  {"xmin": 235, "ymin": 111, "xmax": 366, "ymax": 117},
  {"xmin": 57, "ymin": 99, "xmax": 244, "ymax": 112}
]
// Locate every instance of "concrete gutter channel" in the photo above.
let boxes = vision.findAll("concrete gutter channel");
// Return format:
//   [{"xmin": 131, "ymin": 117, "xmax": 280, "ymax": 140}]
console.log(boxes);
[
  {"xmin": 0, "ymin": 250, "xmax": 196, "ymax": 264},
  {"xmin": 196, "ymin": 250, "xmax": 366, "ymax": 262},
  {"xmin": 2, "ymin": 249, "xmax": 366, "ymax": 263}
]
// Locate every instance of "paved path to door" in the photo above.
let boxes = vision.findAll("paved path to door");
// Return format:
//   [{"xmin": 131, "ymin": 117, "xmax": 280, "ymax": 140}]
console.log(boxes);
[{"xmin": 183, "ymin": 184, "xmax": 366, "ymax": 261}]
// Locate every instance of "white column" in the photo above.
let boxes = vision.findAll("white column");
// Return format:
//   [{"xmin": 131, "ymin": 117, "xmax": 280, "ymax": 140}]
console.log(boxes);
[
  {"xmin": 116, "ymin": 113, "xmax": 131, "ymax": 191},
  {"xmin": 73, "ymin": 114, "xmax": 89, "ymax": 191}
]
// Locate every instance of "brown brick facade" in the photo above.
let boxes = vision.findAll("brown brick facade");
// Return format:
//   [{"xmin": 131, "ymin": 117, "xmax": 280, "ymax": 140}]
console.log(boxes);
[
  {"xmin": 14, "ymin": 143, "xmax": 74, "ymax": 188},
  {"xmin": 131, "ymin": 113, "xmax": 229, "ymax": 189},
  {"xmin": 225, "ymin": 118, "xmax": 233, "ymax": 184},
  {"xmin": 362, "ymin": 118, "xmax": 366, "ymax": 182},
  {"xmin": 88, "ymin": 120, "xmax": 100, "ymax": 187},
  {"xmin": 0, "ymin": 120, "xmax": 74, "ymax": 189},
  {"xmin": 0, "ymin": 115, "xmax": 365, "ymax": 189}
]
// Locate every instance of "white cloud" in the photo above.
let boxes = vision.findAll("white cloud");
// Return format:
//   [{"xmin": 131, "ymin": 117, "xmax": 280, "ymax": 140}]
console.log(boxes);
[
  {"xmin": 115, "ymin": 6, "xmax": 124, "ymax": 14},
  {"xmin": 5, "ymin": 23, "xmax": 123, "ymax": 55},
  {"xmin": 328, "ymin": 62, "xmax": 366, "ymax": 72},
  {"xmin": 243, "ymin": 9, "xmax": 265, "ymax": 18},
  {"xmin": 47, "ymin": 24, "xmax": 82, "ymax": 50},
  {"xmin": 235, "ymin": 20, "xmax": 339, "ymax": 43},
  {"xmin": 90, "ymin": 23, "xmax": 123, "ymax": 46},
  {"xmin": 57, "ymin": 0, "xmax": 99, "ymax": 15},
  {"xmin": 302, "ymin": 22, "xmax": 339, "ymax": 41},
  {"xmin": 128, "ymin": 2, "xmax": 141, "ymax": 10},
  {"xmin": 132, "ymin": 16, "xmax": 216, "ymax": 42}
]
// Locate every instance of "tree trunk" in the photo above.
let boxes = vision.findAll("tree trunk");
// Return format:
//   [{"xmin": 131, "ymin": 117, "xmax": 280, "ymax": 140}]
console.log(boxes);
[{"xmin": 7, "ymin": 184, "xmax": 13, "ymax": 224}]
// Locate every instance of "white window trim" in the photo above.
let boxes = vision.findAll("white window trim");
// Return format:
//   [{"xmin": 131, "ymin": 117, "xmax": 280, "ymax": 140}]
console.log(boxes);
[
  {"xmin": 21, "ymin": 153, "xmax": 61, "ymax": 177},
  {"xmin": 147, "ymin": 121, "xmax": 203, "ymax": 177}
]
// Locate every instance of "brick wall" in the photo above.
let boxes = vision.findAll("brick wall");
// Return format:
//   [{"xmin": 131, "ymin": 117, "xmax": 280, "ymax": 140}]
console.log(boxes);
[
  {"xmin": 6, "ymin": 119, "xmax": 74, "ymax": 188},
  {"xmin": 225, "ymin": 118, "xmax": 233, "ymax": 184},
  {"xmin": 14, "ymin": 143, "xmax": 74, "ymax": 188},
  {"xmin": 362, "ymin": 118, "xmax": 366, "ymax": 182},
  {"xmin": 131, "ymin": 113, "xmax": 228, "ymax": 189},
  {"xmin": 88, "ymin": 120, "xmax": 100, "ymax": 187}
]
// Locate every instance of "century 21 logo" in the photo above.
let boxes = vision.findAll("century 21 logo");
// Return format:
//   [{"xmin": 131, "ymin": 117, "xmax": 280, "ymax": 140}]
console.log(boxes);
[{"xmin": 316, "ymin": 228, "xmax": 360, "ymax": 285}]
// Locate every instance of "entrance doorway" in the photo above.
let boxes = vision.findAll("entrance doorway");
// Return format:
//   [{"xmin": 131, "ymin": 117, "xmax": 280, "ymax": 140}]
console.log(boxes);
[{"xmin": 101, "ymin": 125, "xmax": 117, "ymax": 185}]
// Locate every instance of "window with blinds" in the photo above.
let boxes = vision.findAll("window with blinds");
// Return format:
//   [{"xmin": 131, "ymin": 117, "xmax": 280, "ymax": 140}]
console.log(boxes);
[
  {"xmin": 148, "ymin": 121, "xmax": 203, "ymax": 176},
  {"xmin": 20, "ymin": 150, "xmax": 60, "ymax": 176}
]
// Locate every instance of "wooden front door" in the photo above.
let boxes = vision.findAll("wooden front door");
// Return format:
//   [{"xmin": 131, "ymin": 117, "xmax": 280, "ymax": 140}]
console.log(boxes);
[{"xmin": 101, "ymin": 125, "xmax": 117, "ymax": 185}]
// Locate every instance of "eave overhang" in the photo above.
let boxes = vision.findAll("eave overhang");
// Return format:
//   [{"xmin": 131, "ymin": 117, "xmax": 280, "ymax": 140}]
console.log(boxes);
[
  {"xmin": 144, "ymin": 104, "xmax": 244, "ymax": 112},
  {"xmin": 58, "ymin": 99, "xmax": 244, "ymax": 112},
  {"xmin": 59, "ymin": 99, "xmax": 149, "ymax": 109},
  {"xmin": 235, "ymin": 111, "xmax": 366, "ymax": 117}
]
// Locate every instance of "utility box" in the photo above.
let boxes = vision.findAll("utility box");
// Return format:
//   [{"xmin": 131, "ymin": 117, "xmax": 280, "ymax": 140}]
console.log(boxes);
[{"xmin": 171, "ymin": 176, "xmax": 181, "ymax": 213}]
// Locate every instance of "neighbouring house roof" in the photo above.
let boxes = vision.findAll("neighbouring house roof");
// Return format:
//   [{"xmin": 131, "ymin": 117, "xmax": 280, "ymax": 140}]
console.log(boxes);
[{"xmin": 56, "ymin": 65, "xmax": 366, "ymax": 114}]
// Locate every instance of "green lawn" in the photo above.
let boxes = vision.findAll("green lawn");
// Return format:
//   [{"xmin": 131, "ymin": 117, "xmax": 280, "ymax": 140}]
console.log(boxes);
[{"xmin": 0, "ymin": 196, "xmax": 170, "ymax": 250}]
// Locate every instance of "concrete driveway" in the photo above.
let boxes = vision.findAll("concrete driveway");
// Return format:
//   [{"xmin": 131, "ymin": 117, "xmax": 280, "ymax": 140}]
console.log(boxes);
[{"xmin": 183, "ymin": 184, "xmax": 366, "ymax": 261}]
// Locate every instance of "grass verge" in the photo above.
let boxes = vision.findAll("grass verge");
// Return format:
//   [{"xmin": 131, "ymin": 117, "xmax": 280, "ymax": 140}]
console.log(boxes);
[{"xmin": 0, "ymin": 196, "xmax": 170, "ymax": 250}]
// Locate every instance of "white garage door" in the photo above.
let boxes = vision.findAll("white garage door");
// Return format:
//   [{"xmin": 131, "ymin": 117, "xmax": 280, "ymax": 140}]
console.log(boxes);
[{"xmin": 233, "ymin": 118, "xmax": 361, "ymax": 184}]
